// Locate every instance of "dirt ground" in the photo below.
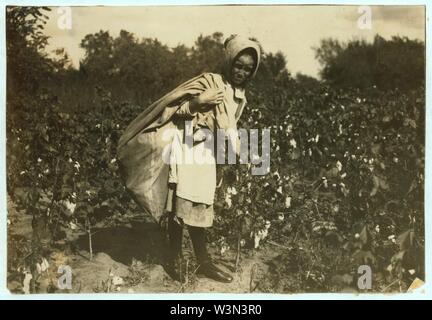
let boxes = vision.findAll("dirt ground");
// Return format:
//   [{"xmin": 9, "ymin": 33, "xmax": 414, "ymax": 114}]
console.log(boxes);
[{"xmin": 7, "ymin": 200, "xmax": 283, "ymax": 294}]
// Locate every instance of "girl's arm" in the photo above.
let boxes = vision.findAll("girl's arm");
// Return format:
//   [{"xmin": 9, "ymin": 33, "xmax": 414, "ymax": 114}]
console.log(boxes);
[
  {"xmin": 175, "ymin": 100, "xmax": 197, "ymax": 119},
  {"xmin": 175, "ymin": 88, "xmax": 224, "ymax": 119}
]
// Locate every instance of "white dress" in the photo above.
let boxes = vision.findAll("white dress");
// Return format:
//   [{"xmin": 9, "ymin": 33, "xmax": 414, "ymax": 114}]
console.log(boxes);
[{"xmin": 168, "ymin": 80, "xmax": 247, "ymax": 227}]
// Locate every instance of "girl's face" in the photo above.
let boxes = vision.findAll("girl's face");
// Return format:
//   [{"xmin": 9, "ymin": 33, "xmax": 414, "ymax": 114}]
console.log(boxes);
[{"xmin": 230, "ymin": 53, "xmax": 256, "ymax": 86}]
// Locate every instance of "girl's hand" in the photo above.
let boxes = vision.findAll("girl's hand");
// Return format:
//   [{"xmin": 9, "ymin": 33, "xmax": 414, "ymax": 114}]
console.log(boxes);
[{"xmin": 190, "ymin": 88, "xmax": 224, "ymax": 113}]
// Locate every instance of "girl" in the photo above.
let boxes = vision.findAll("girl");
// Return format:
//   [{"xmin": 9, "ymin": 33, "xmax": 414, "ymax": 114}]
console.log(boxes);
[{"xmin": 117, "ymin": 35, "xmax": 262, "ymax": 283}]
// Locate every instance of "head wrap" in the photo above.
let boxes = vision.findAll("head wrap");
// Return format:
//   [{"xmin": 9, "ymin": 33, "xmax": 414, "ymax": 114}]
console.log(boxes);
[{"xmin": 223, "ymin": 35, "xmax": 262, "ymax": 82}]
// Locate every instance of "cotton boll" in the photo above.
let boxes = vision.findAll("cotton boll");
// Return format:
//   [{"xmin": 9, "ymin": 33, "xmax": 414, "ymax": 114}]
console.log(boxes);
[
  {"xmin": 285, "ymin": 196, "xmax": 292, "ymax": 208},
  {"xmin": 225, "ymin": 194, "xmax": 232, "ymax": 208},
  {"xmin": 22, "ymin": 272, "xmax": 33, "ymax": 294},
  {"xmin": 254, "ymin": 235, "xmax": 261, "ymax": 249},
  {"xmin": 112, "ymin": 276, "xmax": 124, "ymax": 286},
  {"xmin": 36, "ymin": 262, "xmax": 42, "ymax": 274},
  {"xmin": 336, "ymin": 161, "xmax": 343, "ymax": 172},
  {"xmin": 41, "ymin": 258, "xmax": 49, "ymax": 272}
]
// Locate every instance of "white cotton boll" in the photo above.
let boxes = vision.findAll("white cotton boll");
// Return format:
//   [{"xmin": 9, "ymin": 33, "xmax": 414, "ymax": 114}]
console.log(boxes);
[
  {"xmin": 341, "ymin": 172, "xmax": 347, "ymax": 179},
  {"xmin": 355, "ymin": 233, "xmax": 360, "ymax": 239},
  {"xmin": 112, "ymin": 276, "xmax": 124, "ymax": 286},
  {"xmin": 336, "ymin": 161, "xmax": 343, "ymax": 172},
  {"xmin": 323, "ymin": 178, "xmax": 328, "ymax": 188},
  {"xmin": 220, "ymin": 245, "xmax": 229, "ymax": 255},
  {"xmin": 240, "ymin": 239, "xmax": 246, "ymax": 247},
  {"xmin": 388, "ymin": 235, "xmax": 395, "ymax": 240},
  {"xmin": 285, "ymin": 196, "xmax": 292, "ymax": 208},
  {"xmin": 289, "ymin": 139, "xmax": 297, "ymax": 148},
  {"xmin": 277, "ymin": 186, "xmax": 283, "ymax": 194},
  {"xmin": 286, "ymin": 124, "xmax": 293, "ymax": 134},
  {"xmin": 230, "ymin": 187, "xmax": 237, "ymax": 195},
  {"xmin": 65, "ymin": 200, "xmax": 76, "ymax": 214},
  {"xmin": 254, "ymin": 235, "xmax": 261, "ymax": 249},
  {"xmin": 315, "ymin": 134, "xmax": 320, "ymax": 143},
  {"xmin": 375, "ymin": 225, "xmax": 380, "ymax": 233},
  {"xmin": 40, "ymin": 258, "xmax": 49, "ymax": 272},
  {"xmin": 36, "ymin": 263, "xmax": 42, "ymax": 274},
  {"xmin": 225, "ymin": 194, "xmax": 232, "ymax": 208},
  {"xmin": 69, "ymin": 221, "xmax": 78, "ymax": 230},
  {"xmin": 22, "ymin": 272, "xmax": 33, "ymax": 294},
  {"xmin": 277, "ymin": 213, "xmax": 285, "ymax": 221}
]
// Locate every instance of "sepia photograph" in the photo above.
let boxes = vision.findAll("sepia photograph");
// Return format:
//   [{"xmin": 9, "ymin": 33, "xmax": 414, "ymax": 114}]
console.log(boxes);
[{"xmin": 4, "ymin": 3, "xmax": 426, "ymax": 295}]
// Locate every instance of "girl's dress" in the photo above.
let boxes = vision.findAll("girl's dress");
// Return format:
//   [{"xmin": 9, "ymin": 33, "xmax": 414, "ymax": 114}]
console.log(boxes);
[{"xmin": 168, "ymin": 81, "xmax": 247, "ymax": 227}]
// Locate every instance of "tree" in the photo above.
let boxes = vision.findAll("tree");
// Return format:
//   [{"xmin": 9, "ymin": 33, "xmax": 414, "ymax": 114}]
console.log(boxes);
[{"xmin": 314, "ymin": 35, "xmax": 425, "ymax": 91}]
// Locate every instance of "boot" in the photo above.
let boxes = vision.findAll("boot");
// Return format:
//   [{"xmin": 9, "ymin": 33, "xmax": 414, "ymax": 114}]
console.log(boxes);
[{"xmin": 196, "ymin": 262, "xmax": 234, "ymax": 283}]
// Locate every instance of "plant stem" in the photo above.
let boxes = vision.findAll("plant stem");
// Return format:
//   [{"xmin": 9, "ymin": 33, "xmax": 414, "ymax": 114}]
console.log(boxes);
[
  {"xmin": 87, "ymin": 217, "xmax": 93, "ymax": 260},
  {"xmin": 235, "ymin": 231, "xmax": 241, "ymax": 272}
]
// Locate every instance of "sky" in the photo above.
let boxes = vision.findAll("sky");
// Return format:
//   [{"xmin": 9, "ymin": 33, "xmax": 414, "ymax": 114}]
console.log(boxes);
[{"xmin": 42, "ymin": 5, "xmax": 425, "ymax": 78}]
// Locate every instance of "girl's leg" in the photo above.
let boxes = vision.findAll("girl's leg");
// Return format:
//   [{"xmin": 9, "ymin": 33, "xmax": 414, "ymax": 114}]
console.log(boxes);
[
  {"xmin": 168, "ymin": 212, "xmax": 183, "ymax": 261},
  {"xmin": 166, "ymin": 212, "xmax": 185, "ymax": 282},
  {"xmin": 187, "ymin": 225, "xmax": 233, "ymax": 283},
  {"xmin": 187, "ymin": 225, "xmax": 210, "ymax": 264}
]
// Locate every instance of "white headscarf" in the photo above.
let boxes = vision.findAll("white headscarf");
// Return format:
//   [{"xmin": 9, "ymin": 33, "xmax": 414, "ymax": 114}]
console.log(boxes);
[{"xmin": 223, "ymin": 35, "xmax": 262, "ymax": 82}]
